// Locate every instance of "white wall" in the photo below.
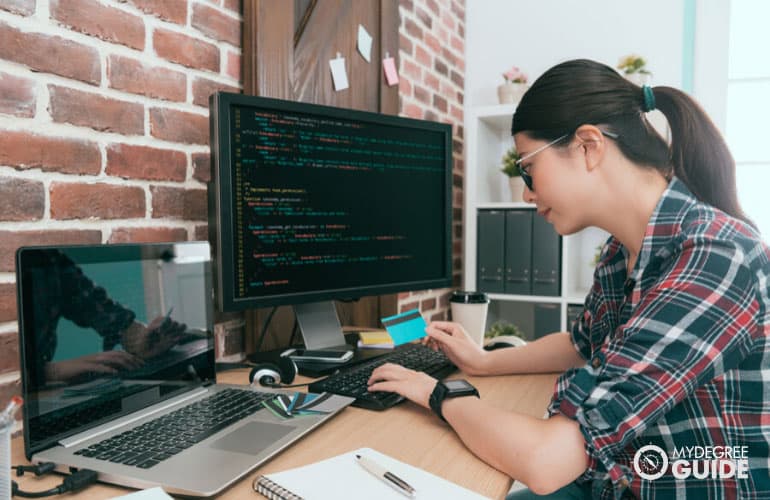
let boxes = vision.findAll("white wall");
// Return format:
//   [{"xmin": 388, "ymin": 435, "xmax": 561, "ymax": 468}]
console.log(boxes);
[{"xmin": 465, "ymin": 0, "xmax": 685, "ymax": 108}]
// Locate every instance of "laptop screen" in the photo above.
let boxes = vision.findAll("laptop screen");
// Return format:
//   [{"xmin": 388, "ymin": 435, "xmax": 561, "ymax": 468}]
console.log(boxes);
[{"xmin": 16, "ymin": 242, "xmax": 215, "ymax": 455}]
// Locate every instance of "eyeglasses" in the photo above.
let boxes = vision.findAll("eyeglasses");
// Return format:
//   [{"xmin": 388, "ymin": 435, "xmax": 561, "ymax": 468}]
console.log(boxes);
[{"xmin": 515, "ymin": 130, "xmax": 619, "ymax": 192}]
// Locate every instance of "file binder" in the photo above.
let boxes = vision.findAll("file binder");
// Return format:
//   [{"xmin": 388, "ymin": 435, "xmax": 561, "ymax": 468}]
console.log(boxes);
[
  {"xmin": 531, "ymin": 214, "xmax": 561, "ymax": 296},
  {"xmin": 504, "ymin": 210, "xmax": 532, "ymax": 294},
  {"xmin": 477, "ymin": 210, "xmax": 505, "ymax": 293}
]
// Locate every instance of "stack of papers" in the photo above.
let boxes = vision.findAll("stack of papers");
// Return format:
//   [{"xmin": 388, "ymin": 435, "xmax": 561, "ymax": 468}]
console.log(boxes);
[{"xmin": 357, "ymin": 330, "xmax": 394, "ymax": 349}]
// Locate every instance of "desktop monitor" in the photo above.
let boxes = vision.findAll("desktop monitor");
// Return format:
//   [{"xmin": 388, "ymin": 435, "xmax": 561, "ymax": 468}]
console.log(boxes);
[{"xmin": 208, "ymin": 92, "xmax": 452, "ymax": 350}]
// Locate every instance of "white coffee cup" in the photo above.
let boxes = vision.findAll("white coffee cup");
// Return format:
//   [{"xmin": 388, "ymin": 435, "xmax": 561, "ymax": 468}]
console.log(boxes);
[{"xmin": 450, "ymin": 291, "xmax": 490, "ymax": 346}]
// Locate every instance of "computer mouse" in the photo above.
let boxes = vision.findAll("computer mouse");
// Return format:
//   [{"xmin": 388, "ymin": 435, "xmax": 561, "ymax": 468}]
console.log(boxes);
[{"xmin": 483, "ymin": 335, "xmax": 527, "ymax": 351}]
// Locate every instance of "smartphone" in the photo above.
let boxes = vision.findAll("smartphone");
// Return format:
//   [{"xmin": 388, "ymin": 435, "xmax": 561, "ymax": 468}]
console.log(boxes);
[{"xmin": 282, "ymin": 348, "xmax": 354, "ymax": 363}]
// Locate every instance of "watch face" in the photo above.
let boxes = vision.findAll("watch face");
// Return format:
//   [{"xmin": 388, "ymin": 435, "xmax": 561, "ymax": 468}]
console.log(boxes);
[{"xmin": 444, "ymin": 380, "xmax": 472, "ymax": 391}]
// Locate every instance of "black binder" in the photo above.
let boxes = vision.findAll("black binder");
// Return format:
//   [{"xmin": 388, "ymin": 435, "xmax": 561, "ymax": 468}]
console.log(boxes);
[
  {"xmin": 534, "ymin": 303, "xmax": 561, "ymax": 338},
  {"xmin": 531, "ymin": 214, "xmax": 561, "ymax": 296},
  {"xmin": 504, "ymin": 210, "xmax": 532, "ymax": 294},
  {"xmin": 477, "ymin": 210, "xmax": 505, "ymax": 293}
]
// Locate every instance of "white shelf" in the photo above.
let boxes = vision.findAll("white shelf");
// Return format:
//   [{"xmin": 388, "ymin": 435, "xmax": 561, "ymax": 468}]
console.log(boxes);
[{"xmin": 464, "ymin": 104, "xmax": 609, "ymax": 335}]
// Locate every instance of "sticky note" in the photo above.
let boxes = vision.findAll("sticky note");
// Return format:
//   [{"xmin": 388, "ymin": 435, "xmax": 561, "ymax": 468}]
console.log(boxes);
[
  {"xmin": 381, "ymin": 309, "xmax": 427, "ymax": 345},
  {"xmin": 329, "ymin": 55, "xmax": 349, "ymax": 91},
  {"xmin": 382, "ymin": 56, "xmax": 399, "ymax": 86},
  {"xmin": 357, "ymin": 25, "xmax": 372, "ymax": 63}
]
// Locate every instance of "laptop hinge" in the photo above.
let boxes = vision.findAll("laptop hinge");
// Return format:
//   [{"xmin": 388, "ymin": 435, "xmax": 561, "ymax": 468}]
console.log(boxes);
[{"xmin": 59, "ymin": 387, "xmax": 209, "ymax": 448}]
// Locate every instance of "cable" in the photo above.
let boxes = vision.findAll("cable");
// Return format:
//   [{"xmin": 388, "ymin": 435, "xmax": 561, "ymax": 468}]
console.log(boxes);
[
  {"xmin": 12, "ymin": 469, "xmax": 98, "ymax": 498},
  {"xmin": 255, "ymin": 306, "xmax": 278, "ymax": 352},
  {"xmin": 13, "ymin": 462, "xmax": 56, "ymax": 477}
]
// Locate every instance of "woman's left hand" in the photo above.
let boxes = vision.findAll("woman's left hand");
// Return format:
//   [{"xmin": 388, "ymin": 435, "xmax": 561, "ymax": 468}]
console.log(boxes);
[{"xmin": 367, "ymin": 363, "xmax": 438, "ymax": 409}]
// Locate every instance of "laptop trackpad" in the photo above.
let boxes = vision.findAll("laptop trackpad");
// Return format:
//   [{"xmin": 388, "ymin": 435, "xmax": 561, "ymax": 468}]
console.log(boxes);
[{"xmin": 210, "ymin": 421, "xmax": 295, "ymax": 455}]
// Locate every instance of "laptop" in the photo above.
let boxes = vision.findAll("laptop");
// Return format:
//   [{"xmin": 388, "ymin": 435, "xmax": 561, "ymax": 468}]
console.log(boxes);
[{"xmin": 16, "ymin": 242, "xmax": 353, "ymax": 497}]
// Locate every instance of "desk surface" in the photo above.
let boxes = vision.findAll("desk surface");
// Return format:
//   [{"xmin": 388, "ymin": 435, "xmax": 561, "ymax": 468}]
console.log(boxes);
[{"xmin": 12, "ymin": 369, "xmax": 559, "ymax": 499}]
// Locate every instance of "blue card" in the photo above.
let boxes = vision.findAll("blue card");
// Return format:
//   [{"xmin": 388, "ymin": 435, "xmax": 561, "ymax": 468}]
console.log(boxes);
[{"xmin": 381, "ymin": 309, "xmax": 427, "ymax": 345}]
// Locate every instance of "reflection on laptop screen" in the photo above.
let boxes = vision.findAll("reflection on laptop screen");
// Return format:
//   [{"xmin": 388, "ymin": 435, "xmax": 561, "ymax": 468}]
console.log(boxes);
[{"xmin": 17, "ymin": 242, "xmax": 215, "ymax": 455}]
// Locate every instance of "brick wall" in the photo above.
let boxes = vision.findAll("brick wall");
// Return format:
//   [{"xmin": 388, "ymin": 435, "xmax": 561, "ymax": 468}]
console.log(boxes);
[
  {"xmin": 397, "ymin": 0, "xmax": 465, "ymax": 320},
  {"xmin": 0, "ymin": 0, "xmax": 465, "ymax": 419},
  {"xmin": 0, "ymin": 0, "xmax": 242, "ymax": 425}
]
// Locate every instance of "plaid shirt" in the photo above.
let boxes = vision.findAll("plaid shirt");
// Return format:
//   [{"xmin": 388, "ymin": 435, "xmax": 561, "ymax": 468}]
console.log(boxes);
[{"xmin": 548, "ymin": 178, "xmax": 770, "ymax": 499}]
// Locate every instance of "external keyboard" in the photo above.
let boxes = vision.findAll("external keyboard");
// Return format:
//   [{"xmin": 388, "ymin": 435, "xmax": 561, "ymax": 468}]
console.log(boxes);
[
  {"xmin": 308, "ymin": 343, "xmax": 456, "ymax": 410},
  {"xmin": 74, "ymin": 388, "xmax": 272, "ymax": 469}
]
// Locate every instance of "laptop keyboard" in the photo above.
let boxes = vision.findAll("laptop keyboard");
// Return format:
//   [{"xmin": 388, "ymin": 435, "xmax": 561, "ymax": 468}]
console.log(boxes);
[
  {"xmin": 308, "ymin": 343, "xmax": 456, "ymax": 410},
  {"xmin": 74, "ymin": 388, "xmax": 273, "ymax": 469}
]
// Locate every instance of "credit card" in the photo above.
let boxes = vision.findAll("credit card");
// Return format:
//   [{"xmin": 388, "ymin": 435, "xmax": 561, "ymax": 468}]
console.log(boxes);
[{"xmin": 380, "ymin": 309, "xmax": 427, "ymax": 345}]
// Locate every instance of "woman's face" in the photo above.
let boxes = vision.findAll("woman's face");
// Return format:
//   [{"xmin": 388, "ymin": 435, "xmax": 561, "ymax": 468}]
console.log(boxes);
[{"xmin": 513, "ymin": 132, "xmax": 594, "ymax": 235}]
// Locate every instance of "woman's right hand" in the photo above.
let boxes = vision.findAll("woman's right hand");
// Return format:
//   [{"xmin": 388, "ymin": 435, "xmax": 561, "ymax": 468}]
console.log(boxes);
[{"xmin": 423, "ymin": 321, "xmax": 489, "ymax": 375}]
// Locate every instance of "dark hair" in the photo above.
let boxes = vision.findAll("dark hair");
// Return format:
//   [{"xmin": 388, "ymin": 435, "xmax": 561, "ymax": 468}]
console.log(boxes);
[{"xmin": 512, "ymin": 59, "xmax": 753, "ymax": 227}]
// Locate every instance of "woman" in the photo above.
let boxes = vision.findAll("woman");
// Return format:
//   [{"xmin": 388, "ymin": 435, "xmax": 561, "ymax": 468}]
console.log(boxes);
[{"xmin": 367, "ymin": 59, "xmax": 770, "ymax": 499}]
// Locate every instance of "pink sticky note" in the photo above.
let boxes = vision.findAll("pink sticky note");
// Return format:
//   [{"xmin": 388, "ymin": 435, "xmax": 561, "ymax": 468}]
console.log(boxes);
[{"xmin": 382, "ymin": 57, "xmax": 399, "ymax": 86}]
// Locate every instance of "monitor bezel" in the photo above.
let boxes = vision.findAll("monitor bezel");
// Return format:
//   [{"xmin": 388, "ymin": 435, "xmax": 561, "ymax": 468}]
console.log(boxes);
[{"xmin": 209, "ymin": 92, "xmax": 453, "ymax": 312}]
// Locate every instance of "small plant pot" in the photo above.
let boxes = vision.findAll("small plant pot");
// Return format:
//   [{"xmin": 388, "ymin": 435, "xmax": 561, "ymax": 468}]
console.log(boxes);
[
  {"xmin": 497, "ymin": 82, "xmax": 528, "ymax": 104},
  {"xmin": 508, "ymin": 176, "xmax": 525, "ymax": 202}
]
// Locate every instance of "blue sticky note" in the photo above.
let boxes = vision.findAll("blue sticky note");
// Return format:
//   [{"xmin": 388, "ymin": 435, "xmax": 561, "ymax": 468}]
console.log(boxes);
[{"xmin": 381, "ymin": 309, "xmax": 427, "ymax": 346}]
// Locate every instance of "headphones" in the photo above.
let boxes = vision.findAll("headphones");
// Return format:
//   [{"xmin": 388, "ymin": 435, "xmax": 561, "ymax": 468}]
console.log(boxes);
[{"xmin": 248, "ymin": 356, "xmax": 299, "ymax": 388}]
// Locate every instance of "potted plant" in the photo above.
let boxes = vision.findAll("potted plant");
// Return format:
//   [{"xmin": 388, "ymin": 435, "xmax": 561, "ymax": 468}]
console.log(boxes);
[
  {"xmin": 501, "ymin": 145, "xmax": 524, "ymax": 202},
  {"xmin": 484, "ymin": 320, "xmax": 527, "ymax": 347},
  {"xmin": 497, "ymin": 66, "xmax": 528, "ymax": 104},
  {"xmin": 617, "ymin": 54, "xmax": 651, "ymax": 86}
]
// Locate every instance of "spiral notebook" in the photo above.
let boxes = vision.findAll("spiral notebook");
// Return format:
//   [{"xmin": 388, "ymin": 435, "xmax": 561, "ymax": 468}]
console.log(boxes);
[{"xmin": 253, "ymin": 448, "xmax": 491, "ymax": 500}]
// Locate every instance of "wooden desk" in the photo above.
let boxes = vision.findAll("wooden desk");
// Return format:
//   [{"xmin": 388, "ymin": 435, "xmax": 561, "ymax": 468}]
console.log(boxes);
[{"xmin": 12, "ymin": 370, "xmax": 559, "ymax": 499}]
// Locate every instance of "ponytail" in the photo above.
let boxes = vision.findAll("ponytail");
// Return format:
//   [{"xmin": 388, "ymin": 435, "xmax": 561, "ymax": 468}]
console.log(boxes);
[{"xmin": 512, "ymin": 59, "xmax": 755, "ymax": 228}]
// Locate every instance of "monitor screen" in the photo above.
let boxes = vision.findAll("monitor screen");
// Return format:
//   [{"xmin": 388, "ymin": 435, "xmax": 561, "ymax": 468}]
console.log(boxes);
[{"xmin": 209, "ymin": 93, "xmax": 452, "ymax": 312}]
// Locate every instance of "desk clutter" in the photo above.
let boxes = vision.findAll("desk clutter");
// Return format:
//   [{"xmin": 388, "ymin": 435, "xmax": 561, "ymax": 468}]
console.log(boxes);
[{"xmin": 253, "ymin": 448, "xmax": 491, "ymax": 500}]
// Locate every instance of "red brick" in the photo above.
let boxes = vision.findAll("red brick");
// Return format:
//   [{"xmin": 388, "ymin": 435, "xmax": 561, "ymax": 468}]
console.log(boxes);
[
  {"xmin": 424, "ymin": 110, "xmax": 439, "ymax": 122},
  {"xmin": 127, "ymin": 0, "xmax": 186, "ymax": 25},
  {"xmin": 403, "ymin": 103, "xmax": 421, "ymax": 119},
  {"xmin": 106, "ymin": 144, "xmax": 186, "ymax": 182},
  {"xmin": 402, "ymin": 59, "xmax": 421, "ymax": 80},
  {"xmin": 154, "ymin": 28, "xmax": 219, "ymax": 72},
  {"xmin": 193, "ymin": 225, "xmax": 208, "ymax": 241},
  {"xmin": 434, "ymin": 59, "xmax": 448, "ymax": 77},
  {"xmin": 439, "ymin": 292, "xmax": 452, "ymax": 309},
  {"xmin": 399, "ymin": 300, "xmax": 419, "ymax": 313},
  {"xmin": 0, "ymin": 22, "xmax": 100, "ymax": 85},
  {"xmin": 0, "ymin": 177, "xmax": 43, "ymax": 221},
  {"xmin": 48, "ymin": 85, "xmax": 144, "ymax": 135},
  {"xmin": 0, "ymin": 0, "xmax": 35, "ymax": 15},
  {"xmin": 0, "ymin": 131, "xmax": 100, "ymax": 175},
  {"xmin": 424, "ymin": 72, "xmax": 439, "ymax": 91},
  {"xmin": 430, "ymin": 311, "xmax": 445, "ymax": 322},
  {"xmin": 0, "ymin": 72, "xmax": 35, "ymax": 117},
  {"xmin": 0, "ymin": 331, "xmax": 19, "ymax": 375},
  {"xmin": 150, "ymin": 108, "xmax": 208, "ymax": 145},
  {"xmin": 192, "ymin": 77, "xmax": 239, "ymax": 107},
  {"xmin": 192, "ymin": 152, "xmax": 211, "ymax": 182},
  {"xmin": 51, "ymin": 0, "xmax": 144, "ymax": 50},
  {"xmin": 0, "ymin": 283, "xmax": 16, "ymax": 322},
  {"xmin": 108, "ymin": 227, "xmax": 187, "ymax": 244},
  {"xmin": 441, "ymin": 11, "xmax": 456, "ymax": 31},
  {"xmin": 0, "ymin": 230, "xmax": 102, "ymax": 272},
  {"xmin": 397, "ymin": 292, "xmax": 411, "ymax": 300},
  {"xmin": 425, "ymin": 0, "xmax": 439, "ymax": 16},
  {"xmin": 50, "ymin": 182, "xmax": 145, "ymax": 220},
  {"xmin": 441, "ymin": 47, "xmax": 458, "ymax": 67},
  {"xmin": 108, "ymin": 55, "xmax": 186, "ymax": 102},
  {"xmin": 415, "ymin": 44, "xmax": 431, "ymax": 67},
  {"xmin": 451, "ymin": 35, "xmax": 463, "ymax": 53},
  {"xmin": 451, "ymin": 0, "xmax": 465, "ymax": 20},
  {"xmin": 416, "ymin": 7, "xmax": 432, "ymax": 28},
  {"xmin": 151, "ymin": 186, "xmax": 207, "ymax": 220},
  {"xmin": 226, "ymin": 51, "xmax": 241, "ymax": 81},
  {"xmin": 223, "ymin": 0, "xmax": 240, "ymax": 13},
  {"xmin": 400, "ymin": 0, "xmax": 413, "ymax": 13},
  {"xmin": 423, "ymin": 32, "xmax": 441, "ymax": 53},
  {"xmin": 450, "ymin": 70, "xmax": 463, "ymax": 88},
  {"xmin": 399, "ymin": 34, "xmax": 412, "ymax": 56},
  {"xmin": 421, "ymin": 297, "xmax": 437, "ymax": 311},
  {"xmin": 192, "ymin": 3, "xmax": 241, "ymax": 46},
  {"xmin": 414, "ymin": 84, "xmax": 430, "ymax": 105},
  {"xmin": 399, "ymin": 78, "xmax": 412, "ymax": 97},
  {"xmin": 404, "ymin": 18, "xmax": 422, "ymax": 39},
  {"xmin": 433, "ymin": 94, "xmax": 447, "ymax": 113}
]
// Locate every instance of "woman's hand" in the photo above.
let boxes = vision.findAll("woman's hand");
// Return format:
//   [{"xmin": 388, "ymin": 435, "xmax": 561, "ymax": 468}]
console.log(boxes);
[
  {"xmin": 367, "ymin": 363, "xmax": 438, "ymax": 409},
  {"xmin": 44, "ymin": 351, "xmax": 143, "ymax": 382},
  {"xmin": 423, "ymin": 321, "xmax": 489, "ymax": 375}
]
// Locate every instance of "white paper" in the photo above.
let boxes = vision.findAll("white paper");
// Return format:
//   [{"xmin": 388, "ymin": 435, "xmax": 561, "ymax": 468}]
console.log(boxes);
[
  {"xmin": 329, "ymin": 56, "xmax": 349, "ymax": 91},
  {"xmin": 357, "ymin": 24, "xmax": 373, "ymax": 63},
  {"xmin": 110, "ymin": 487, "xmax": 173, "ymax": 500},
  {"xmin": 263, "ymin": 448, "xmax": 490, "ymax": 500}
]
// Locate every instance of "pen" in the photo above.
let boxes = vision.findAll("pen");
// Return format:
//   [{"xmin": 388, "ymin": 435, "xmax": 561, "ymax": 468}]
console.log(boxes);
[{"xmin": 355, "ymin": 454, "xmax": 416, "ymax": 498}]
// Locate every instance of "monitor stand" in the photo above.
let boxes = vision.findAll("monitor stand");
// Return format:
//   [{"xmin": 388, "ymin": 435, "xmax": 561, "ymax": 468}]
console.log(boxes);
[{"xmin": 294, "ymin": 301, "xmax": 348, "ymax": 350}]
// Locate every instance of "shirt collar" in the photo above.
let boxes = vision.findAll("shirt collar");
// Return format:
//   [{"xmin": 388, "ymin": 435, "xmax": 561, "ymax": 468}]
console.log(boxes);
[{"xmin": 631, "ymin": 176, "xmax": 697, "ymax": 279}]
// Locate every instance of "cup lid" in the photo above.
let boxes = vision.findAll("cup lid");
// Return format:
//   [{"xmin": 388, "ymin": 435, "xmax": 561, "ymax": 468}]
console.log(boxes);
[{"xmin": 450, "ymin": 290, "xmax": 489, "ymax": 304}]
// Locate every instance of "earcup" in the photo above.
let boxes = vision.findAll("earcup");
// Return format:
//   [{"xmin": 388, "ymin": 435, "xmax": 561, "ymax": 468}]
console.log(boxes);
[{"xmin": 248, "ymin": 357, "xmax": 297, "ymax": 387}]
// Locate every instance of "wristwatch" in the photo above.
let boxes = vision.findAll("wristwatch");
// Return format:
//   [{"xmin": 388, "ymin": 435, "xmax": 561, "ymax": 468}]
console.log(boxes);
[{"xmin": 429, "ymin": 379, "xmax": 479, "ymax": 421}]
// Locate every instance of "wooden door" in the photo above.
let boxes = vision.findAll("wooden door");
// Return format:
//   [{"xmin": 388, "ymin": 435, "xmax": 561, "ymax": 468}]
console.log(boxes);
[{"xmin": 242, "ymin": 0, "xmax": 399, "ymax": 351}]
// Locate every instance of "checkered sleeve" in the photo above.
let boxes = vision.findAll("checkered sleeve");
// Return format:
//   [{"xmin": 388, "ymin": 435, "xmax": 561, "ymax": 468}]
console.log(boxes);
[{"xmin": 555, "ymin": 238, "xmax": 760, "ymax": 494}]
